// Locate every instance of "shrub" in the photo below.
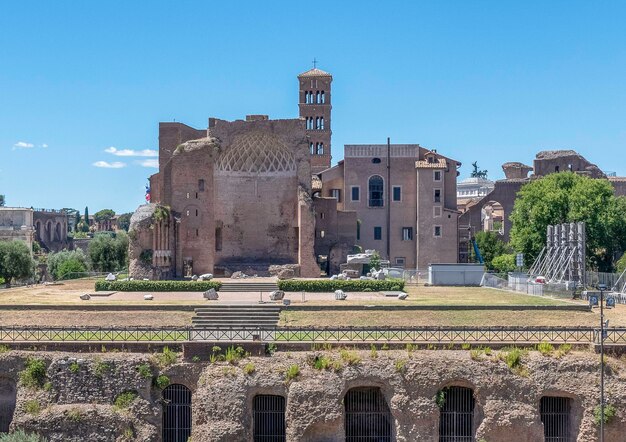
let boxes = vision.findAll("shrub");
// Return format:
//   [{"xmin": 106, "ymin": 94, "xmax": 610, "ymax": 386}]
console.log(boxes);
[
  {"xmin": 0, "ymin": 430, "xmax": 47, "ymax": 442},
  {"xmin": 69, "ymin": 362, "xmax": 80, "ymax": 373},
  {"xmin": 285, "ymin": 364, "xmax": 300, "ymax": 382},
  {"xmin": 136, "ymin": 363, "xmax": 152, "ymax": 379},
  {"xmin": 94, "ymin": 360, "xmax": 112, "ymax": 378},
  {"xmin": 312, "ymin": 355, "xmax": 332, "ymax": 370},
  {"xmin": 153, "ymin": 347, "xmax": 178, "ymax": 368},
  {"xmin": 67, "ymin": 407, "xmax": 82, "ymax": 422},
  {"xmin": 470, "ymin": 349, "xmax": 482, "ymax": 361},
  {"xmin": 435, "ymin": 389, "xmax": 447, "ymax": 408},
  {"xmin": 24, "ymin": 400, "xmax": 41, "ymax": 415},
  {"xmin": 265, "ymin": 343, "xmax": 277, "ymax": 356},
  {"xmin": 276, "ymin": 279, "xmax": 405, "ymax": 292},
  {"xmin": 19, "ymin": 358, "xmax": 47, "ymax": 389},
  {"xmin": 370, "ymin": 344, "xmax": 378, "ymax": 359},
  {"xmin": 504, "ymin": 348, "xmax": 523, "ymax": 369},
  {"xmin": 537, "ymin": 342, "xmax": 554, "ymax": 356},
  {"xmin": 492, "ymin": 254, "xmax": 517, "ymax": 273},
  {"xmin": 594, "ymin": 403, "xmax": 617, "ymax": 425},
  {"xmin": 114, "ymin": 391, "xmax": 138, "ymax": 410},
  {"xmin": 555, "ymin": 344, "xmax": 573, "ymax": 358},
  {"xmin": 47, "ymin": 249, "xmax": 89, "ymax": 281},
  {"xmin": 191, "ymin": 355, "xmax": 201, "ymax": 363},
  {"xmin": 154, "ymin": 374, "xmax": 170, "ymax": 389},
  {"xmin": 339, "ymin": 349, "xmax": 361, "ymax": 366},
  {"xmin": 243, "ymin": 362, "xmax": 255, "ymax": 375},
  {"xmin": 395, "ymin": 359, "xmax": 407, "ymax": 373},
  {"xmin": 43, "ymin": 382, "xmax": 52, "ymax": 392},
  {"xmin": 225, "ymin": 346, "xmax": 247, "ymax": 365},
  {"xmin": 95, "ymin": 280, "xmax": 222, "ymax": 292},
  {"xmin": 0, "ymin": 344, "xmax": 9, "ymax": 353},
  {"xmin": 461, "ymin": 343, "xmax": 471, "ymax": 350},
  {"xmin": 122, "ymin": 428, "xmax": 135, "ymax": 440}
]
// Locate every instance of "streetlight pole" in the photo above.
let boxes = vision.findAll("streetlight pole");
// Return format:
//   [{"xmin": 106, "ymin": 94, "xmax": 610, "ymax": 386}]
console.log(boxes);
[{"xmin": 598, "ymin": 283, "xmax": 606, "ymax": 442}]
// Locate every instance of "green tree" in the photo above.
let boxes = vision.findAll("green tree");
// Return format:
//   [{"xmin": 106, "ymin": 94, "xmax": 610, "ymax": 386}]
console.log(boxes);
[
  {"xmin": 47, "ymin": 249, "xmax": 89, "ymax": 280},
  {"xmin": 117, "ymin": 213, "xmax": 132, "ymax": 232},
  {"xmin": 82, "ymin": 206, "xmax": 90, "ymax": 232},
  {"xmin": 369, "ymin": 251, "xmax": 381, "ymax": 270},
  {"xmin": 473, "ymin": 231, "xmax": 509, "ymax": 270},
  {"xmin": 94, "ymin": 209, "xmax": 116, "ymax": 223},
  {"xmin": 509, "ymin": 172, "xmax": 626, "ymax": 271},
  {"xmin": 492, "ymin": 254, "xmax": 517, "ymax": 273},
  {"xmin": 0, "ymin": 194, "xmax": 5, "ymax": 207},
  {"xmin": 74, "ymin": 210, "xmax": 81, "ymax": 232},
  {"xmin": 616, "ymin": 253, "xmax": 626, "ymax": 274},
  {"xmin": 88, "ymin": 232, "xmax": 128, "ymax": 272},
  {"xmin": 0, "ymin": 241, "xmax": 35, "ymax": 286}
]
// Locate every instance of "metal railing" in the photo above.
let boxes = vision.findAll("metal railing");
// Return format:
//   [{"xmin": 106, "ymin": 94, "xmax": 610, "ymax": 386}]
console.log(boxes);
[{"xmin": 1, "ymin": 325, "xmax": 625, "ymax": 345}]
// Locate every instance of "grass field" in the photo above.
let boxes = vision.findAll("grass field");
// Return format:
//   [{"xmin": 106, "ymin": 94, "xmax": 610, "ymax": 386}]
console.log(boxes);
[{"xmin": 0, "ymin": 278, "xmax": 623, "ymax": 328}]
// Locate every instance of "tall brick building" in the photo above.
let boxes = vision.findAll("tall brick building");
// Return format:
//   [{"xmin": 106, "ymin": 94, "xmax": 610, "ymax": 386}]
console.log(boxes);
[{"xmin": 298, "ymin": 68, "xmax": 332, "ymax": 174}]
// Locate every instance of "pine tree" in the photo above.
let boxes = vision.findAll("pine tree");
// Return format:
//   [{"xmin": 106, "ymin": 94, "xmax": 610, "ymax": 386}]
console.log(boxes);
[{"xmin": 74, "ymin": 211, "xmax": 81, "ymax": 232}]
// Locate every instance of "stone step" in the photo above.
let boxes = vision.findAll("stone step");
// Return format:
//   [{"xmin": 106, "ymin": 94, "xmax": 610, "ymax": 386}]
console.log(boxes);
[
  {"xmin": 192, "ymin": 318, "xmax": 279, "ymax": 325},
  {"xmin": 194, "ymin": 313, "xmax": 280, "ymax": 319},
  {"xmin": 218, "ymin": 283, "xmax": 279, "ymax": 292}
]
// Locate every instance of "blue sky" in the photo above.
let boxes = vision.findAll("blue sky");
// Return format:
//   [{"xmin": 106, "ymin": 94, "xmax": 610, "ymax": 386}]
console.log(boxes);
[{"xmin": 1, "ymin": 1, "xmax": 625, "ymax": 214}]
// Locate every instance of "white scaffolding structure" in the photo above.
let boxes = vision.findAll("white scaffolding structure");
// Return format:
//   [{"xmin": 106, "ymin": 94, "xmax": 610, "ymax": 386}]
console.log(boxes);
[
  {"xmin": 613, "ymin": 268, "xmax": 626, "ymax": 295},
  {"xmin": 528, "ymin": 222, "xmax": 586, "ymax": 286}
]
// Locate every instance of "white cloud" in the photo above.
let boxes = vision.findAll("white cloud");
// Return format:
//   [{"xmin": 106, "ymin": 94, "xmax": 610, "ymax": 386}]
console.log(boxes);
[
  {"xmin": 92, "ymin": 161, "xmax": 127, "ymax": 169},
  {"xmin": 41, "ymin": 143, "xmax": 48, "ymax": 148},
  {"xmin": 105, "ymin": 146, "xmax": 157, "ymax": 157},
  {"xmin": 137, "ymin": 159, "xmax": 159, "ymax": 168},
  {"xmin": 13, "ymin": 141, "xmax": 34, "ymax": 149}
]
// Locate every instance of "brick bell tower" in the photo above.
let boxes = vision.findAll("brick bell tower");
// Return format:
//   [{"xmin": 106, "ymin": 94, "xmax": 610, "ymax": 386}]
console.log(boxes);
[{"xmin": 298, "ymin": 62, "xmax": 332, "ymax": 173}]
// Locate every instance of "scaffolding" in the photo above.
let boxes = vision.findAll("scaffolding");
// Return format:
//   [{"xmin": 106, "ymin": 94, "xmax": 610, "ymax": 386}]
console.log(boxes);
[
  {"xmin": 528, "ymin": 222, "xmax": 586, "ymax": 286},
  {"xmin": 613, "ymin": 268, "xmax": 626, "ymax": 295}
]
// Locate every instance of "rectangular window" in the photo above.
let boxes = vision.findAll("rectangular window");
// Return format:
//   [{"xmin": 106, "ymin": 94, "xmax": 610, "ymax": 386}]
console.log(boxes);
[
  {"xmin": 402, "ymin": 227, "xmax": 413, "ymax": 241},
  {"xmin": 395, "ymin": 257, "xmax": 406, "ymax": 266},
  {"xmin": 434, "ymin": 170, "xmax": 442, "ymax": 181},
  {"xmin": 215, "ymin": 227, "xmax": 222, "ymax": 251},
  {"xmin": 374, "ymin": 226, "xmax": 382, "ymax": 240},
  {"xmin": 393, "ymin": 186, "xmax": 402, "ymax": 202},
  {"xmin": 433, "ymin": 206, "xmax": 442, "ymax": 217},
  {"xmin": 434, "ymin": 226, "xmax": 442, "ymax": 237},
  {"xmin": 320, "ymin": 212, "xmax": 325, "ymax": 220},
  {"xmin": 434, "ymin": 189, "xmax": 441, "ymax": 203},
  {"xmin": 198, "ymin": 179, "xmax": 205, "ymax": 191},
  {"xmin": 356, "ymin": 221, "xmax": 361, "ymax": 240},
  {"xmin": 330, "ymin": 189, "xmax": 341, "ymax": 202},
  {"xmin": 351, "ymin": 186, "xmax": 360, "ymax": 202}
]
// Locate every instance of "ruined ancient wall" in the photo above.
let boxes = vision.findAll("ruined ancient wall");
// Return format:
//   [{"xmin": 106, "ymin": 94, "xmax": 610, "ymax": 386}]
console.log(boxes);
[{"xmin": 1, "ymin": 349, "xmax": 625, "ymax": 442}]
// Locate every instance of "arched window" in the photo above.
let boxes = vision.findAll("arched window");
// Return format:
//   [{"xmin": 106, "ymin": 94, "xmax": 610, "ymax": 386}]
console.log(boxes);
[
  {"xmin": 320, "ymin": 117, "xmax": 324, "ymax": 130},
  {"xmin": 438, "ymin": 386, "xmax": 474, "ymax": 441},
  {"xmin": 310, "ymin": 142, "xmax": 315, "ymax": 155},
  {"xmin": 540, "ymin": 396, "xmax": 571, "ymax": 442},
  {"xmin": 345, "ymin": 387, "xmax": 392, "ymax": 441},
  {"xmin": 321, "ymin": 91, "xmax": 325, "ymax": 103},
  {"xmin": 253, "ymin": 394, "xmax": 286, "ymax": 441},
  {"xmin": 0, "ymin": 378, "xmax": 16, "ymax": 433},
  {"xmin": 317, "ymin": 143, "xmax": 324, "ymax": 155},
  {"xmin": 304, "ymin": 91, "xmax": 309, "ymax": 104},
  {"xmin": 368, "ymin": 175, "xmax": 384, "ymax": 207},
  {"xmin": 162, "ymin": 384, "xmax": 192, "ymax": 442},
  {"xmin": 316, "ymin": 91, "xmax": 321, "ymax": 103}
]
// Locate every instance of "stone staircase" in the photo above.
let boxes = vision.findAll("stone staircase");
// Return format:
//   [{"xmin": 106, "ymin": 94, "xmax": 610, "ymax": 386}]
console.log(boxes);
[
  {"xmin": 218, "ymin": 281, "xmax": 279, "ymax": 293},
  {"xmin": 192, "ymin": 304, "xmax": 281, "ymax": 328}
]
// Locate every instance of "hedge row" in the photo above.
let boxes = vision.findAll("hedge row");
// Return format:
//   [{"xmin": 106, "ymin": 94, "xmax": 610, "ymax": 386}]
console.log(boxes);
[
  {"xmin": 95, "ymin": 280, "xmax": 222, "ymax": 292},
  {"xmin": 277, "ymin": 279, "xmax": 405, "ymax": 292}
]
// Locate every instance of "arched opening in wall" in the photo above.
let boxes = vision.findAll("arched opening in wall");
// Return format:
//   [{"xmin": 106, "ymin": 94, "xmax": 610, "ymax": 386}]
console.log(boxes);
[
  {"xmin": 321, "ymin": 91, "xmax": 325, "ymax": 103},
  {"xmin": 438, "ymin": 386, "xmax": 475, "ymax": 441},
  {"xmin": 540, "ymin": 396, "xmax": 571, "ymax": 442},
  {"xmin": 253, "ymin": 394, "xmax": 286, "ymax": 442},
  {"xmin": 54, "ymin": 222, "xmax": 62, "ymax": 242},
  {"xmin": 0, "ymin": 378, "xmax": 17, "ymax": 433},
  {"xmin": 162, "ymin": 384, "xmax": 191, "ymax": 442},
  {"xmin": 481, "ymin": 201, "xmax": 504, "ymax": 235},
  {"xmin": 46, "ymin": 221, "xmax": 52, "ymax": 243},
  {"xmin": 344, "ymin": 387, "xmax": 392, "ymax": 441},
  {"xmin": 35, "ymin": 221, "xmax": 41, "ymax": 241},
  {"xmin": 368, "ymin": 175, "xmax": 384, "ymax": 207}
]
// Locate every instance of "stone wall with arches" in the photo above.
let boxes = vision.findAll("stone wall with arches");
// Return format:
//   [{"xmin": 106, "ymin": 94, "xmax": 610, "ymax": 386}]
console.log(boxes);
[{"xmin": 2, "ymin": 349, "xmax": 625, "ymax": 441}]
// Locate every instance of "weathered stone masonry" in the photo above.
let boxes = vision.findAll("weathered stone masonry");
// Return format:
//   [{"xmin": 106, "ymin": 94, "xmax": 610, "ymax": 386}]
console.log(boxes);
[{"xmin": 1, "ymin": 350, "xmax": 626, "ymax": 441}]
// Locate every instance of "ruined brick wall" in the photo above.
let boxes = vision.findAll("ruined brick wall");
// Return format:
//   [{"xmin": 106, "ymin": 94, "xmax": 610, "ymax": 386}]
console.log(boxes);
[{"xmin": 3, "ymin": 349, "xmax": 625, "ymax": 441}]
